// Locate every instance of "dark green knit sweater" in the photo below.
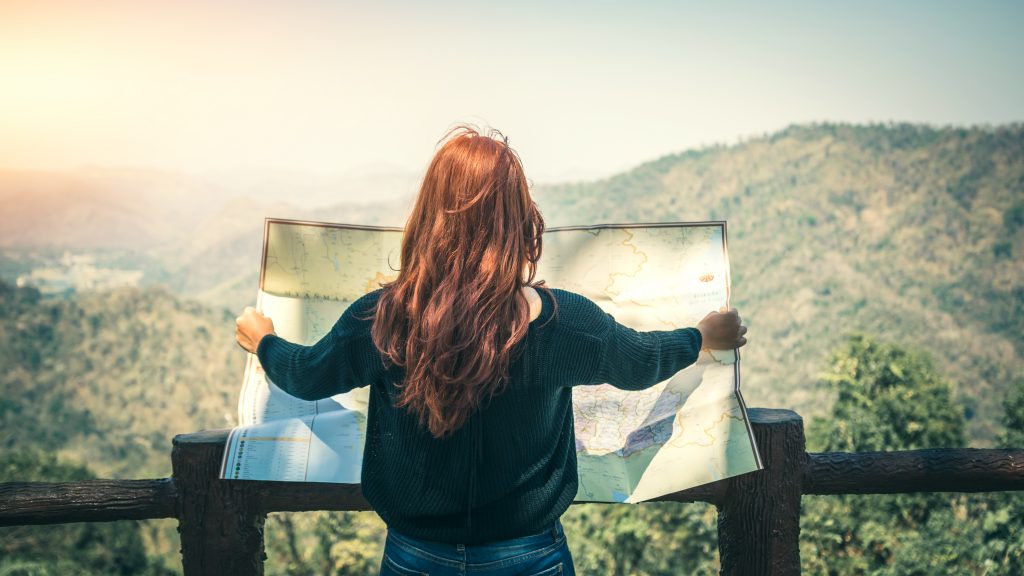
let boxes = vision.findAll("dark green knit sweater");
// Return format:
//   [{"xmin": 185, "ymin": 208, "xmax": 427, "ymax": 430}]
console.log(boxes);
[{"xmin": 256, "ymin": 286, "xmax": 702, "ymax": 544}]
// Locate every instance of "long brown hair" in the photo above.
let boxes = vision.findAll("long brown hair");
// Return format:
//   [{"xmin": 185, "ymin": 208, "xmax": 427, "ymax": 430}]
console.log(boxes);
[{"xmin": 370, "ymin": 124, "xmax": 554, "ymax": 439}]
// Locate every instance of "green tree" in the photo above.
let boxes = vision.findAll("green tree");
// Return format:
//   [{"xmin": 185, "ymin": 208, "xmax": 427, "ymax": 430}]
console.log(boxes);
[
  {"xmin": 998, "ymin": 377, "xmax": 1024, "ymax": 449},
  {"xmin": 800, "ymin": 334, "xmax": 1024, "ymax": 575},
  {"xmin": 978, "ymin": 376, "xmax": 1024, "ymax": 573},
  {"xmin": 561, "ymin": 502, "xmax": 719, "ymax": 575},
  {"xmin": 264, "ymin": 511, "xmax": 388, "ymax": 575},
  {"xmin": 806, "ymin": 333, "xmax": 965, "ymax": 452}
]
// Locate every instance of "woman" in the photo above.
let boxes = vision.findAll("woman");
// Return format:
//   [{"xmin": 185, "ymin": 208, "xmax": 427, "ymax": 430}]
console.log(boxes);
[{"xmin": 235, "ymin": 125, "xmax": 748, "ymax": 575}]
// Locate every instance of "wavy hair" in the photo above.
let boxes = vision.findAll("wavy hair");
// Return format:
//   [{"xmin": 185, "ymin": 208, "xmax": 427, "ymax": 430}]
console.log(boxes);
[{"xmin": 370, "ymin": 124, "xmax": 555, "ymax": 439}]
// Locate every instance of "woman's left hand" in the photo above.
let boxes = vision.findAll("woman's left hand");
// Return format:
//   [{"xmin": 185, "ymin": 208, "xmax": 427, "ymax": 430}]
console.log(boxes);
[{"xmin": 235, "ymin": 306, "xmax": 276, "ymax": 354}]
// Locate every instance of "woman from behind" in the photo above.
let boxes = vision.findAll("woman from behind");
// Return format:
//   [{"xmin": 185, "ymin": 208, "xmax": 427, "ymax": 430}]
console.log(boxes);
[{"xmin": 236, "ymin": 124, "xmax": 747, "ymax": 575}]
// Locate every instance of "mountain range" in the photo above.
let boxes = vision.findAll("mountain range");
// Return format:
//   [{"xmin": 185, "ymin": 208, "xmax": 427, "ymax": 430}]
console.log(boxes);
[{"xmin": 2, "ymin": 121, "xmax": 1021, "ymax": 444}]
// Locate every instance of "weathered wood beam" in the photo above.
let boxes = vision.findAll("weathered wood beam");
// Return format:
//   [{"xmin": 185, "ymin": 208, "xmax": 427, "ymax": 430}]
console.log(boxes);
[
  {"xmin": 259, "ymin": 481, "xmax": 372, "ymax": 512},
  {"xmin": 717, "ymin": 408, "xmax": 804, "ymax": 576},
  {"xmin": 173, "ymin": 428, "xmax": 266, "ymax": 576},
  {"xmin": 803, "ymin": 448, "xmax": 1024, "ymax": 495},
  {"xmin": 0, "ymin": 478, "xmax": 176, "ymax": 526}
]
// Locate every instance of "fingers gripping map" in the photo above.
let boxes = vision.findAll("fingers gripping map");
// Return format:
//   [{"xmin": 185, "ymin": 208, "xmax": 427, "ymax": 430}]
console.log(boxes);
[{"xmin": 220, "ymin": 218, "xmax": 764, "ymax": 502}]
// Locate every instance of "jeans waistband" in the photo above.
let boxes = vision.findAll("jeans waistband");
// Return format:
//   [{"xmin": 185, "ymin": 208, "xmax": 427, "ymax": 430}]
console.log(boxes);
[
  {"xmin": 388, "ymin": 519, "xmax": 563, "ymax": 553},
  {"xmin": 386, "ymin": 520, "xmax": 566, "ymax": 571}
]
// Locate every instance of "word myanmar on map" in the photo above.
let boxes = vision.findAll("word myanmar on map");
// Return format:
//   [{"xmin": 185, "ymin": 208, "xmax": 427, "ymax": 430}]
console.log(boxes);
[{"xmin": 220, "ymin": 218, "xmax": 763, "ymax": 503}]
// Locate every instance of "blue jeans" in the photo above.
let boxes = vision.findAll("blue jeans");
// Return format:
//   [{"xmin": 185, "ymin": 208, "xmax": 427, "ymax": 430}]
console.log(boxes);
[{"xmin": 379, "ymin": 519, "xmax": 575, "ymax": 575}]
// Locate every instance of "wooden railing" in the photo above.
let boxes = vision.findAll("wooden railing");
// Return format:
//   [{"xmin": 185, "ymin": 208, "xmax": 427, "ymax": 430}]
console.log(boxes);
[{"xmin": 2, "ymin": 408, "xmax": 1022, "ymax": 575}]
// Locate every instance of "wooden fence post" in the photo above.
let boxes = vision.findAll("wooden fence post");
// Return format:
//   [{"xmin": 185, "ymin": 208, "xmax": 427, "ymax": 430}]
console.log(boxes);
[
  {"xmin": 716, "ymin": 408, "xmax": 805, "ymax": 575},
  {"xmin": 172, "ymin": 429, "xmax": 266, "ymax": 576}
]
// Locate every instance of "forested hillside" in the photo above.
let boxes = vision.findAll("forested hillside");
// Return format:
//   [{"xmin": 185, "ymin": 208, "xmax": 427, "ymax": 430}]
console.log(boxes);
[
  {"xmin": 0, "ymin": 280, "xmax": 240, "ymax": 478},
  {"xmin": 534, "ymin": 122, "xmax": 1024, "ymax": 444},
  {"xmin": 0, "ymin": 279, "xmax": 241, "ymax": 574}
]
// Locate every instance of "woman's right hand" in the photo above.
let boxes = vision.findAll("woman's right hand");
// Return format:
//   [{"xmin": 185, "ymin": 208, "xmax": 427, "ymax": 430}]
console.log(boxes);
[{"xmin": 696, "ymin": 307, "xmax": 748, "ymax": 350}]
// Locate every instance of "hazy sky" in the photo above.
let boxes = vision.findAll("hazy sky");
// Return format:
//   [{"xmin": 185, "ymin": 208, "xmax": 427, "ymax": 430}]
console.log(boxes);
[{"xmin": 1, "ymin": 0, "xmax": 1022, "ymax": 183}]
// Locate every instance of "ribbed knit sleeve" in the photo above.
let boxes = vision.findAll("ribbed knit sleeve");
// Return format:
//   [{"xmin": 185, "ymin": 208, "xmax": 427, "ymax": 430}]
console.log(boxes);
[
  {"xmin": 255, "ymin": 292, "xmax": 383, "ymax": 401},
  {"xmin": 567, "ymin": 296, "xmax": 703, "ymax": 390}
]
